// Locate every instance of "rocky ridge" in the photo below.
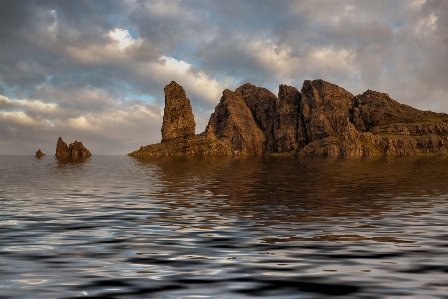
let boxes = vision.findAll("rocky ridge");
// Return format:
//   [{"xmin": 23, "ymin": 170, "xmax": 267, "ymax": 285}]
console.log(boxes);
[
  {"xmin": 56, "ymin": 137, "xmax": 92, "ymax": 159},
  {"xmin": 129, "ymin": 80, "xmax": 448, "ymax": 158}
]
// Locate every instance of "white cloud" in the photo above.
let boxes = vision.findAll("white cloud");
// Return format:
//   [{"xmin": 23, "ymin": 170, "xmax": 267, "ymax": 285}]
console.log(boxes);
[
  {"xmin": 109, "ymin": 28, "xmax": 134, "ymax": 49},
  {"xmin": 136, "ymin": 56, "xmax": 234, "ymax": 105},
  {"xmin": 2, "ymin": 0, "xmax": 448, "ymax": 154},
  {"xmin": 244, "ymin": 38, "xmax": 357, "ymax": 87},
  {"xmin": 0, "ymin": 89, "xmax": 163, "ymax": 155},
  {"xmin": 415, "ymin": 13, "xmax": 437, "ymax": 36},
  {"xmin": 0, "ymin": 95, "xmax": 57, "ymax": 111}
]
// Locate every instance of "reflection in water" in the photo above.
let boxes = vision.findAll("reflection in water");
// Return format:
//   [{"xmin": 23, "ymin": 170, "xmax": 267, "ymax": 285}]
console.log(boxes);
[
  {"xmin": 140, "ymin": 156, "xmax": 445, "ymax": 243},
  {"xmin": 1, "ymin": 155, "xmax": 448, "ymax": 298},
  {"xmin": 55, "ymin": 156, "xmax": 91, "ymax": 168}
]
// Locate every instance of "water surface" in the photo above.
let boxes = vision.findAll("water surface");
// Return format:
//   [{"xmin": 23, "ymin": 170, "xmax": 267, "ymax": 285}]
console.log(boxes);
[{"xmin": 1, "ymin": 155, "xmax": 448, "ymax": 298}]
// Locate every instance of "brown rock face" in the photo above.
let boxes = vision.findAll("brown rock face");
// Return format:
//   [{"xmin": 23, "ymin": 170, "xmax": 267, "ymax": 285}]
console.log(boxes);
[
  {"xmin": 274, "ymin": 85, "xmax": 302, "ymax": 152},
  {"xmin": 35, "ymin": 149, "xmax": 46, "ymax": 158},
  {"xmin": 129, "ymin": 80, "xmax": 448, "ymax": 158},
  {"xmin": 161, "ymin": 81, "xmax": 196, "ymax": 142},
  {"xmin": 206, "ymin": 89, "xmax": 265, "ymax": 155},
  {"xmin": 235, "ymin": 84, "xmax": 277, "ymax": 153},
  {"xmin": 69, "ymin": 140, "xmax": 92, "ymax": 158},
  {"xmin": 56, "ymin": 137, "xmax": 71, "ymax": 158},
  {"xmin": 300, "ymin": 79, "xmax": 355, "ymax": 143},
  {"xmin": 352, "ymin": 90, "xmax": 443, "ymax": 132},
  {"xmin": 56, "ymin": 137, "xmax": 92, "ymax": 159}
]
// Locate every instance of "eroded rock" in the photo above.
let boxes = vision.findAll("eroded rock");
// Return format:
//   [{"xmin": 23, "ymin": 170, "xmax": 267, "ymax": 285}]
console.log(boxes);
[
  {"xmin": 235, "ymin": 83, "xmax": 277, "ymax": 153},
  {"xmin": 35, "ymin": 149, "xmax": 46, "ymax": 158},
  {"xmin": 129, "ymin": 80, "xmax": 448, "ymax": 158},
  {"xmin": 56, "ymin": 137, "xmax": 92, "ymax": 159},
  {"xmin": 274, "ymin": 85, "xmax": 302, "ymax": 153},
  {"xmin": 205, "ymin": 89, "xmax": 265, "ymax": 155},
  {"xmin": 161, "ymin": 81, "xmax": 196, "ymax": 142}
]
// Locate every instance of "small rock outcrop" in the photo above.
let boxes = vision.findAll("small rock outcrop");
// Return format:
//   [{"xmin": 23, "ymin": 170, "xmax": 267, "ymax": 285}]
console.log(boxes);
[
  {"xmin": 35, "ymin": 149, "xmax": 45, "ymax": 158},
  {"xmin": 129, "ymin": 80, "xmax": 448, "ymax": 158},
  {"xmin": 161, "ymin": 81, "xmax": 196, "ymax": 142},
  {"xmin": 56, "ymin": 137, "xmax": 92, "ymax": 159}
]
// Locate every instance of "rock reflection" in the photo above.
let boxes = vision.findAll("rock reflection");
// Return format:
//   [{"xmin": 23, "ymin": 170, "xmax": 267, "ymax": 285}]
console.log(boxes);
[
  {"xmin": 135, "ymin": 155, "xmax": 448, "ymax": 245},
  {"xmin": 55, "ymin": 156, "xmax": 91, "ymax": 168},
  {"xmin": 3, "ymin": 155, "xmax": 448, "ymax": 298}
]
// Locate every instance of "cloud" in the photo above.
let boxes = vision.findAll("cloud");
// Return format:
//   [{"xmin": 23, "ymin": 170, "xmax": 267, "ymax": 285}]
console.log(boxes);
[
  {"xmin": 0, "ymin": 91, "xmax": 163, "ymax": 155},
  {"xmin": 1, "ymin": 0, "xmax": 448, "ymax": 154}
]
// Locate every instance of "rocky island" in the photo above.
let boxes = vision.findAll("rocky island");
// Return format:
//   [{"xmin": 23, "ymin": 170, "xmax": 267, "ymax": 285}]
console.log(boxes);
[
  {"xmin": 35, "ymin": 149, "xmax": 46, "ymax": 158},
  {"xmin": 56, "ymin": 137, "xmax": 92, "ymax": 159},
  {"xmin": 129, "ymin": 80, "xmax": 448, "ymax": 158}
]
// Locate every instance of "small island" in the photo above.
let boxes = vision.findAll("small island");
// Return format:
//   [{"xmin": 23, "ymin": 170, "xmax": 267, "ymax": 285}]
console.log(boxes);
[
  {"xmin": 129, "ymin": 80, "xmax": 448, "ymax": 158},
  {"xmin": 35, "ymin": 149, "xmax": 46, "ymax": 158},
  {"xmin": 55, "ymin": 137, "xmax": 92, "ymax": 159}
]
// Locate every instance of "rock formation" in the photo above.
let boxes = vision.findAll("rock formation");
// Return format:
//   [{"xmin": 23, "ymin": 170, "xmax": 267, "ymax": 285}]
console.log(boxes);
[
  {"xmin": 56, "ymin": 137, "xmax": 92, "ymax": 159},
  {"xmin": 205, "ymin": 88, "xmax": 265, "ymax": 155},
  {"xmin": 35, "ymin": 149, "xmax": 45, "ymax": 158},
  {"xmin": 161, "ymin": 81, "xmax": 196, "ymax": 142},
  {"xmin": 129, "ymin": 80, "xmax": 448, "ymax": 158},
  {"xmin": 274, "ymin": 85, "xmax": 303, "ymax": 152}
]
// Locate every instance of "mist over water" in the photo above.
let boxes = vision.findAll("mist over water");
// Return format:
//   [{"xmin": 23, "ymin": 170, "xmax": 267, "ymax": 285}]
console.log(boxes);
[{"xmin": 1, "ymin": 155, "xmax": 448, "ymax": 298}]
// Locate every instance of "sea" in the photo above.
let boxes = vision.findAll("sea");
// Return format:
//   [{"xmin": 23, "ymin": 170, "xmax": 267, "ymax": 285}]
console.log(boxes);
[{"xmin": 1, "ymin": 154, "xmax": 448, "ymax": 299}]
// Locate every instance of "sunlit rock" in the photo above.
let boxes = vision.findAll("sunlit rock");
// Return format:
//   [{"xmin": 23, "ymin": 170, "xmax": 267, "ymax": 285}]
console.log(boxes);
[
  {"xmin": 129, "ymin": 80, "xmax": 448, "ymax": 158},
  {"xmin": 56, "ymin": 137, "xmax": 92, "ymax": 159}
]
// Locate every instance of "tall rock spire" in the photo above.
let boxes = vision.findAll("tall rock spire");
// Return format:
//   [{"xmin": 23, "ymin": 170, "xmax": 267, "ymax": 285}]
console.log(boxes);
[{"xmin": 161, "ymin": 81, "xmax": 196, "ymax": 142}]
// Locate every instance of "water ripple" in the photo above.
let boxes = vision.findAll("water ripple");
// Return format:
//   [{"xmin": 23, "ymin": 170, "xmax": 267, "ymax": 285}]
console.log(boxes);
[{"xmin": 1, "ymin": 155, "xmax": 448, "ymax": 298}]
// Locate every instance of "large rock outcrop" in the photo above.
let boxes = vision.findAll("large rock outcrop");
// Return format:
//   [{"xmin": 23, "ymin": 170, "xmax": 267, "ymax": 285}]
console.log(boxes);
[
  {"xmin": 129, "ymin": 80, "xmax": 448, "ymax": 158},
  {"xmin": 161, "ymin": 81, "xmax": 196, "ymax": 142},
  {"xmin": 56, "ymin": 137, "xmax": 92, "ymax": 159}
]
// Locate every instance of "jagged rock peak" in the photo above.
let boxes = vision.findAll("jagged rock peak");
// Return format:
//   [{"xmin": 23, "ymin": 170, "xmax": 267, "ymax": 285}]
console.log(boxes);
[
  {"xmin": 55, "ymin": 137, "xmax": 92, "ymax": 159},
  {"xmin": 205, "ymin": 88, "xmax": 265, "ymax": 155},
  {"xmin": 56, "ymin": 137, "xmax": 70, "ymax": 158},
  {"xmin": 161, "ymin": 81, "xmax": 196, "ymax": 142},
  {"xmin": 300, "ymin": 79, "xmax": 355, "ymax": 143},
  {"xmin": 235, "ymin": 83, "xmax": 277, "ymax": 153}
]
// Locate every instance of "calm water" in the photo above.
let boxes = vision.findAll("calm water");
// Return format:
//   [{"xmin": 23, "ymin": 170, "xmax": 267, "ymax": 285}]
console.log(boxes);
[{"xmin": 1, "ymin": 155, "xmax": 448, "ymax": 298}]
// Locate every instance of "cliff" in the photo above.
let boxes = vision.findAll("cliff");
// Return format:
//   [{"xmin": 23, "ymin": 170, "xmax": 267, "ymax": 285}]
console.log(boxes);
[{"xmin": 129, "ymin": 80, "xmax": 448, "ymax": 158}]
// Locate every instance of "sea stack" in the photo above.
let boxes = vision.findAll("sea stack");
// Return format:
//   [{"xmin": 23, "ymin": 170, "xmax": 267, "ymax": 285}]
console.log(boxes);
[
  {"xmin": 35, "ymin": 149, "xmax": 45, "ymax": 158},
  {"xmin": 55, "ymin": 137, "xmax": 92, "ymax": 159},
  {"xmin": 161, "ymin": 81, "xmax": 196, "ymax": 142}
]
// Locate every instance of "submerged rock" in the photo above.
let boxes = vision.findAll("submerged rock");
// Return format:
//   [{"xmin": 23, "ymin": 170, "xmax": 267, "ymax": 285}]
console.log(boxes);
[
  {"xmin": 129, "ymin": 80, "xmax": 448, "ymax": 158},
  {"xmin": 35, "ymin": 149, "xmax": 45, "ymax": 158},
  {"xmin": 56, "ymin": 137, "xmax": 92, "ymax": 159}
]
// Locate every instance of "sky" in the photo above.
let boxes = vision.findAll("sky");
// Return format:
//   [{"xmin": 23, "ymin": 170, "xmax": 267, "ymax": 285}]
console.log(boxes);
[{"xmin": 1, "ymin": 0, "xmax": 447, "ymax": 155}]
